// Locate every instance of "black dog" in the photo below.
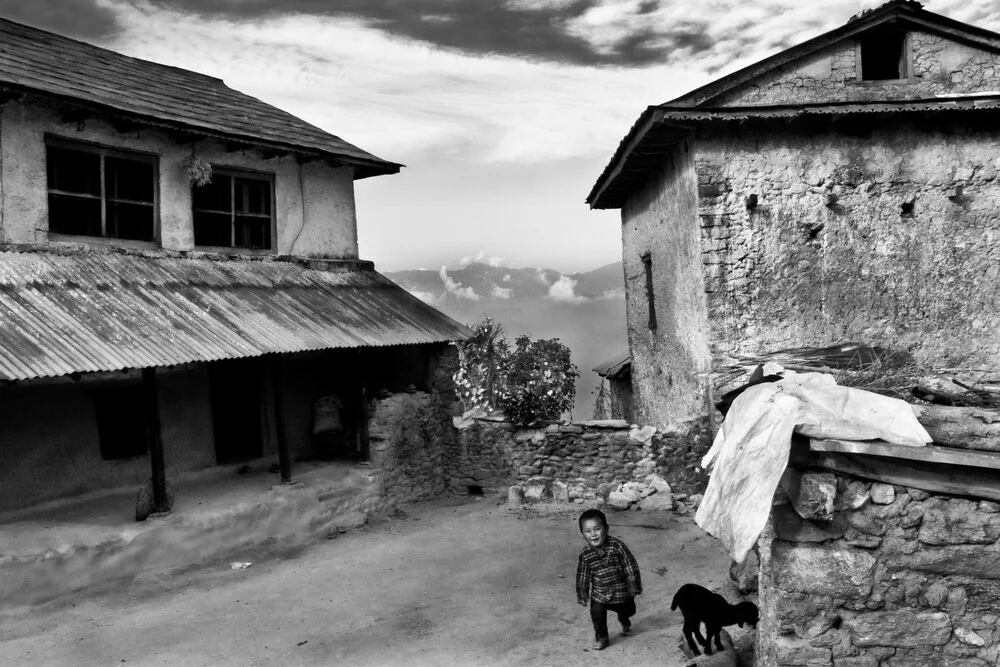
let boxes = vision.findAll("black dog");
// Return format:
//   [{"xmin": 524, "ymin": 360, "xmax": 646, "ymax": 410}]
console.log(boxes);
[{"xmin": 671, "ymin": 583, "xmax": 759, "ymax": 656}]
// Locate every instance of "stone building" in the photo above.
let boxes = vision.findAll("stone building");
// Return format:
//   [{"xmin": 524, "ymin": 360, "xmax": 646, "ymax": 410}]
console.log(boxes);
[
  {"xmin": 587, "ymin": 0, "xmax": 1000, "ymax": 428},
  {"xmin": 0, "ymin": 18, "xmax": 468, "ymax": 513}
]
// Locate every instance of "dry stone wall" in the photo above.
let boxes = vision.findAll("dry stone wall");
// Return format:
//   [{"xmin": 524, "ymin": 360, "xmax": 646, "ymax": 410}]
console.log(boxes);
[
  {"xmin": 758, "ymin": 472, "xmax": 1000, "ymax": 666},
  {"xmin": 447, "ymin": 418, "xmax": 713, "ymax": 499}
]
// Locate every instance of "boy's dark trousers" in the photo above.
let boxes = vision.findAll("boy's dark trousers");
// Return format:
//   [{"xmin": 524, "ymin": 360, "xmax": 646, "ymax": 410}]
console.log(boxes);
[{"xmin": 589, "ymin": 597, "xmax": 636, "ymax": 641}]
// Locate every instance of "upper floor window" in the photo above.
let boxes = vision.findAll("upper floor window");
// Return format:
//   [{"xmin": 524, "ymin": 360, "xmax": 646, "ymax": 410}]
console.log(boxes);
[
  {"xmin": 642, "ymin": 253, "xmax": 657, "ymax": 331},
  {"xmin": 193, "ymin": 170, "xmax": 274, "ymax": 250},
  {"xmin": 859, "ymin": 28, "xmax": 909, "ymax": 81},
  {"xmin": 46, "ymin": 141, "xmax": 157, "ymax": 242}
]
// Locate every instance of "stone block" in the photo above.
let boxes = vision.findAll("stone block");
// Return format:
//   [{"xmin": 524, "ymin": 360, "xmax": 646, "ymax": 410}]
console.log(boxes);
[
  {"xmin": 771, "ymin": 543, "xmax": 876, "ymax": 598},
  {"xmin": 845, "ymin": 610, "xmax": 952, "ymax": 647},
  {"xmin": 523, "ymin": 478, "xmax": 550, "ymax": 502},
  {"xmin": 921, "ymin": 581, "xmax": 949, "ymax": 607},
  {"xmin": 552, "ymin": 481, "xmax": 569, "ymax": 503},
  {"xmin": 954, "ymin": 628, "xmax": 986, "ymax": 647},
  {"xmin": 639, "ymin": 492, "xmax": 674, "ymax": 511},
  {"xmin": 773, "ymin": 639, "xmax": 832, "ymax": 665},
  {"xmin": 870, "ymin": 483, "xmax": 896, "ymax": 505},
  {"xmin": 645, "ymin": 474, "xmax": 672, "ymax": 496},
  {"xmin": 834, "ymin": 657, "xmax": 878, "ymax": 667},
  {"xmin": 607, "ymin": 491, "xmax": 633, "ymax": 509},
  {"xmin": 836, "ymin": 481, "xmax": 871, "ymax": 511},
  {"xmin": 908, "ymin": 488, "xmax": 931, "ymax": 501},
  {"xmin": 919, "ymin": 499, "xmax": 1000, "ymax": 545},
  {"xmin": 787, "ymin": 471, "xmax": 837, "ymax": 521},
  {"xmin": 845, "ymin": 510, "xmax": 888, "ymax": 537},
  {"xmin": 729, "ymin": 550, "xmax": 759, "ymax": 593}
]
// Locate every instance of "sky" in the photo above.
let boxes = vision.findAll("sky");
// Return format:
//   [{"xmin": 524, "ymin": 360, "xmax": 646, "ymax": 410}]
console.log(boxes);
[{"xmin": 4, "ymin": 0, "xmax": 999, "ymax": 273}]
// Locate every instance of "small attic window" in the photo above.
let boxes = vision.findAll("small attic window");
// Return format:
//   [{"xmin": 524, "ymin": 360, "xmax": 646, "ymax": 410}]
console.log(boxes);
[{"xmin": 859, "ymin": 28, "xmax": 909, "ymax": 81}]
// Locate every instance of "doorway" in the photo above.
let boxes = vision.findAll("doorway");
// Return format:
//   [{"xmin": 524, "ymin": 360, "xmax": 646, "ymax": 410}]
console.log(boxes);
[{"xmin": 209, "ymin": 359, "xmax": 264, "ymax": 464}]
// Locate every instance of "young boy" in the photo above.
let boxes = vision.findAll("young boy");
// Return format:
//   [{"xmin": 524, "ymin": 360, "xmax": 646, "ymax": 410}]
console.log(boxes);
[{"xmin": 575, "ymin": 509, "xmax": 642, "ymax": 651}]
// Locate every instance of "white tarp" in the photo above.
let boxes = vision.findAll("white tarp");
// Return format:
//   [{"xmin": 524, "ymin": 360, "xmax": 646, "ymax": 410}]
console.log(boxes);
[{"xmin": 695, "ymin": 371, "xmax": 932, "ymax": 563}]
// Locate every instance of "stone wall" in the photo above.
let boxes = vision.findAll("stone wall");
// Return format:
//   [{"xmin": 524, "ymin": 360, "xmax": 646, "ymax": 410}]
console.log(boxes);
[
  {"xmin": 447, "ymin": 417, "xmax": 713, "ymax": 498},
  {"xmin": 694, "ymin": 114, "xmax": 1000, "ymax": 371},
  {"xmin": 709, "ymin": 30, "xmax": 1000, "ymax": 107},
  {"xmin": 758, "ymin": 472, "xmax": 1000, "ymax": 666}
]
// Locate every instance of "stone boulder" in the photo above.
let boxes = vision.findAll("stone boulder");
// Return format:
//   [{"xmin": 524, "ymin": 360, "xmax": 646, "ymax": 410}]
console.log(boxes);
[
  {"xmin": 729, "ymin": 549, "xmax": 760, "ymax": 593},
  {"xmin": 523, "ymin": 478, "xmax": 551, "ymax": 502},
  {"xmin": 607, "ymin": 491, "xmax": 633, "ymax": 510},
  {"xmin": 646, "ymin": 474, "xmax": 672, "ymax": 496},
  {"xmin": 508, "ymin": 485, "xmax": 525, "ymax": 507},
  {"xmin": 640, "ymin": 492, "xmax": 674, "ymax": 511}
]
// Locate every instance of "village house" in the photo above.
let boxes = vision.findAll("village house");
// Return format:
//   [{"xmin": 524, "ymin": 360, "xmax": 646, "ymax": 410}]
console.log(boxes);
[
  {"xmin": 0, "ymin": 17, "xmax": 469, "ymax": 516},
  {"xmin": 587, "ymin": 0, "xmax": 1000, "ymax": 429}
]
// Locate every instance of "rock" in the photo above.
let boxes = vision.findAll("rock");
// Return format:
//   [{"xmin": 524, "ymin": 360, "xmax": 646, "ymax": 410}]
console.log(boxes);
[
  {"xmin": 869, "ymin": 483, "xmax": 896, "ymax": 505},
  {"xmin": 628, "ymin": 425, "xmax": 656, "ymax": 445},
  {"xmin": 844, "ymin": 610, "xmax": 952, "ymax": 647},
  {"xmin": 845, "ymin": 510, "xmax": 888, "ymax": 536},
  {"xmin": 919, "ymin": 498, "xmax": 1000, "ymax": 545},
  {"xmin": 596, "ymin": 481, "xmax": 619, "ymax": 500},
  {"xmin": 954, "ymin": 628, "xmax": 985, "ymax": 646},
  {"xmin": 836, "ymin": 481, "xmax": 871, "ymax": 511},
  {"xmin": 639, "ymin": 492, "xmax": 674, "ymax": 511},
  {"xmin": 508, "ymin": 486, "xmax": 525, "ymax": 507},
  {"xmin": 773, "ymin": 505, "xmax": 846, "ymax": 543},
  {"xmin": 787, "ymin": 471, "xmax": 837, "ymax": 521},
  {"xmin": 920, "ymin": 582, "xmax": 949, "ymax": 607},
  {"xmin": 688, "ymin": 493, "xmax": 704, "ymax": 507},
  {"xmin": 897, "ymin": 545, "xmax": 1000, "ymax": 579},
  {"xmin": 645, "ymin": 474, "xmax": 672, "ymax": 496},
  {"xmin": 135, "ymin": 479, "xmax": 175, "ymax": 522},
  {"xmin": 552, "ymin": 481, "xmax": 569, "ymax": 503},
  {"xmin": 523, "ymin": 478, "xmax": 550, "ymax": 502},
  {"xmin": 771, "ymin": 542, "xmax": 876, "ymax": 598},
  {"xmin": 979, "ymin": 500, "xmax": 1000, "ymax": 513},
  {"xmin": 773, "ymin": 639, "xmax": 832, "ymax": 666},
  {"xmin": 729, "ymin": 550, "xmax": 759, "ymax": 593},
  {"xmin": 908, "ymin": 488, "xmax": 931, "ymax": 501},
  {"xmin": 607, "ymin": 491, "xmax": 633, "ymax": 509}
]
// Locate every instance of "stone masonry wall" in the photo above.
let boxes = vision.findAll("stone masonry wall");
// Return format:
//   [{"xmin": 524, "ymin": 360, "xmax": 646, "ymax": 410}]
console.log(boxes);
[
  {"xmin": 758, "ymin": 472, "xmax": 1000, "ymax": 666},
  {"xmin": 709, "ymin": 30, "xmax": 1000, "ymax": 107},
  {"xmin": 448, "ymin": 418, "xmax": 713, "ymax": 499},
  {"xmin": 695, "ymin": 115, "xmax": 1000, "ymax": 370}
]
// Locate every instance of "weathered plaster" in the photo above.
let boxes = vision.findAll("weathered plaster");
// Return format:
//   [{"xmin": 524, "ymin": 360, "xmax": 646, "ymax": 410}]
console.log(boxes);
[
  {"xmin": 0, "ymin": 99, "xmax": 358, "ymax": 258},
  {"xmin": 711, "ymin": 30, "xmax": 1000, "ymax": 106},
  {"xmin": 695, "ymin": 116, "xmax": 1000, "ymax": 369},
  {"xmin": 620, "ymin": 135, "xmax": 712, "ymax": 428}
]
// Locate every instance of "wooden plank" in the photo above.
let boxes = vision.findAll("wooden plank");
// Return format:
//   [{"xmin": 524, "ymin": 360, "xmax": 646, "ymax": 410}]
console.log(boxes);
[
  {"xmin": 790, "ymin": 448, "xmax": 1000, "ymax": 502},
  {"xmin": 809, "ymin": 439, "xmax": 1000, "ymax": 470}
]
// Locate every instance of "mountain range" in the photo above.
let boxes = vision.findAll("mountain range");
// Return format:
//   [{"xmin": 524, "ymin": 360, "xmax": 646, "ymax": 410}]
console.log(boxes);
[{"xmin": 385, "ymin": 261, "xmax": 628, "ymax": 419}]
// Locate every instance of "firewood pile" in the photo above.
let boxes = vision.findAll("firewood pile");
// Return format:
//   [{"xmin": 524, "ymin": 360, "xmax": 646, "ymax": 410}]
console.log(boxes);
[{"xmin": 711, "ymin": 343, "xmax": 1000, "ymax": 409}]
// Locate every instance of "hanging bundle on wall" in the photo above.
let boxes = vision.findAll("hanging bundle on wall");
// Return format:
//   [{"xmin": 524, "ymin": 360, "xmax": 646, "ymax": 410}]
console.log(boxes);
[{"xmin": 182, "ymin": 154, "xmax": 213, "ymax": 187}]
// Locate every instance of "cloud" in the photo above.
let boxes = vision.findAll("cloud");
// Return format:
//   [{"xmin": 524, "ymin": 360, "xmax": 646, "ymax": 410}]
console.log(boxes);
[
  {"xmin": 409, "ymin": 290, "xmax": 442, "ymax": 304},
  {"xmin": 439, "ymin": 266, "xmax": 480, "ymax": 300},
  {"xmin": 459, "ymin": 250, "xmax": 506, "ymax": 267},
  {"xmin": 547, "ymin": 275, "xmax": 589, "ymax": 303},
  {"xmin": 0, "ymin": 0, "xmax": 122, "ymax": 41},
  {"xmin": 491, "ymin": 285, "xmax": 513, "ymax": 299}
]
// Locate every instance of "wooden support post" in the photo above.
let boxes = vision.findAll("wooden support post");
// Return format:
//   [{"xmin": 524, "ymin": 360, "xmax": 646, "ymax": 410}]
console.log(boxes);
[
  {"xmin": 142, "ymin": 367, "xmax": 169, "ymax": 512},
  {"xmin": 271, "ymin": 356, "xmax": 292, "ymax": 483},
  {"xmin": 359, "ymin": 380, "xmax": 370, "ymax": 463}
]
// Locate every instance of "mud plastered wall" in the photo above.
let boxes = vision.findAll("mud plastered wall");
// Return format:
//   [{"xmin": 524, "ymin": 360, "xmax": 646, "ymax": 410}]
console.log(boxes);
[
  {"xmin": 709, "ymin": 31, "xmax": 1000, "ymax": 107},
  {"xmin": 620, "ymin": 134, "xmax": 713, "ymax": 429},
  {"xmin": 449, "ymin": 418, "xmax": 713, "ymax": 498},
  {"xmin": 694, "ymin": 115, "xmax": 1000, "ymax": 369},
  {"xmin": 757, "ymin": 474, "xmax": 1000, "ymax": 666}
]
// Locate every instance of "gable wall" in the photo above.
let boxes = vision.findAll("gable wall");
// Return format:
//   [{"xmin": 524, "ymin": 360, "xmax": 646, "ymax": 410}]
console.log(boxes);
[
  {"xmin": 0, "ymin": 99, "xmax": 359, "ymax": 258},
  {"xmin": 693, "ymin": 114, "xmax": 1000, "ymax": 370},
  {"xmin": 710, "ymin": 29, "xmax": 1000, "ymax": 106}
]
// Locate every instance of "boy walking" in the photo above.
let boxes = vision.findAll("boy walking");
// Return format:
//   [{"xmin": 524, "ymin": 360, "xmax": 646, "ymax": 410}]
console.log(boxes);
[{"xmin": 575, "ymin": 509, "xmax": 642, "ymax": 651}]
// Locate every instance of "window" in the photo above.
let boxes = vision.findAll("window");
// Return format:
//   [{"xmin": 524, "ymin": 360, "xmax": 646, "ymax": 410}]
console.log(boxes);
[
  {"xmin": 46, "ymin": 141, "xmax": 157, "ymax": 242},
  {"xmin": 94, "ymin": 386, "xmax": 148, "ymax": 460},
  {"xmin": 859, "ymin": 28, "xmax": 908, "ymax": 81},
  {"xmin": 642, "ymin": 253, "xmax": 657, "ymax": 331},
  {"xmin": 193, "ymin": 170, "xmax": 274, "ymax": 250}
]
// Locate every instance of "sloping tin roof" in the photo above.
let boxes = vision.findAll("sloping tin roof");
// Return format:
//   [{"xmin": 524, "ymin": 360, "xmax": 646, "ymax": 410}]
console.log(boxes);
[
  {"xmin": 594, "ymin": 352, "xmax": 631, "ymax": 379},
  {"xmin": 0, "ymin": 250, "xmax": 470, "ymax": 381},
  {"xmin": 0, "ymin": 18, "xmax": 400, "ymax": 179}
]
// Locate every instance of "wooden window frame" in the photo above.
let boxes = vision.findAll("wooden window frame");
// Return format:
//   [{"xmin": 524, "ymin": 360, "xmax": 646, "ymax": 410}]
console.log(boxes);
[
  {"xmin": 192, "ymin": 167, "xmax": 277, "ymax": 254},
  {"xmin": 855, "ymin": 29, "xmax": 912, "ymax": 82},
  {"xmin": 45, "ymin": 135, "xmax": 160, "ymax": 247}
]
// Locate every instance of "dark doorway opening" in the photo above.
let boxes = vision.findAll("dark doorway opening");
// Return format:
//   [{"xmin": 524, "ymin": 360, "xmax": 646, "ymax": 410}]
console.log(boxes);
[{"xmin": 209, "ymin": 359, "xmax": 264, "ymax": 464}]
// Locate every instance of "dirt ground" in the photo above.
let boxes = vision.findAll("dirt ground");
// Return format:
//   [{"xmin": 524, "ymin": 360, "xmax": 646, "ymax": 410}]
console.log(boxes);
[{"xmin": 0, "ymin": 495, "xmax": 755, "ymax": 666}]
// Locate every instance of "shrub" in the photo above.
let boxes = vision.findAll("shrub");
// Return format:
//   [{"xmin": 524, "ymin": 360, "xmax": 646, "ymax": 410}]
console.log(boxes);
[{"xmin": 498, "ymin": 335, "xmax": 578, "ymax": 426}]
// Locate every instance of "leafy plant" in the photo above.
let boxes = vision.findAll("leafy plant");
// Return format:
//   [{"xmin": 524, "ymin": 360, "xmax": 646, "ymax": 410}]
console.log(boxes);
[
  {"xmin": 453, "ymin": 317, "xmax": 509, "ymax": 414},
  {"xmin": 182, "ymin": 155, "xmax": 213, "ymax": 187},
  {"xmin": 498, "ymin": 335, "xmax": 578, "ymax": 426}
]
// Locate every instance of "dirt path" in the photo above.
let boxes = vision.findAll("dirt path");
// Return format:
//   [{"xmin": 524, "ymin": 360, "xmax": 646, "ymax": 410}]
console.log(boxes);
[{"xmin": 0, "ymin": 496, "xmax": 751, "ymax": 666}]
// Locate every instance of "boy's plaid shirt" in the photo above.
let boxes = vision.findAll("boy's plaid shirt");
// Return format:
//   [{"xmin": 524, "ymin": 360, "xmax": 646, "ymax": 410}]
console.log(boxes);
[{"xmin": 576, "ymin": 535, "xmax": 642, "ymax": 604}]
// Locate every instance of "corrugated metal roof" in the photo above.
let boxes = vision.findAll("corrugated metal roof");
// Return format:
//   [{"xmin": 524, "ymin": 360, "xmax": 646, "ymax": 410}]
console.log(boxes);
[
  {"xmin": 0, "ymin": 250, "xmax": 470, "ymax": 381},
  {"xmin": 0, "ymin": 18, "xmax": 400, "ymax": 179}
]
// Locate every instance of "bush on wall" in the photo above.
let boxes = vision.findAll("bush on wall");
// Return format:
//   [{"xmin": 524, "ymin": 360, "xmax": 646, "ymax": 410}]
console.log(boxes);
[{"xmin": 454, "ymin": 318, "xmax": 578, "ymax": 426}]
